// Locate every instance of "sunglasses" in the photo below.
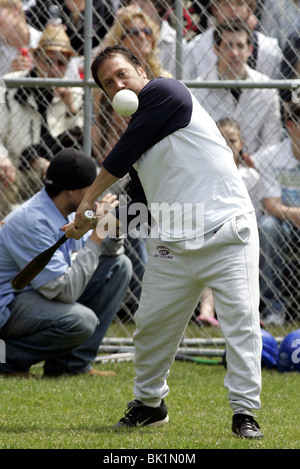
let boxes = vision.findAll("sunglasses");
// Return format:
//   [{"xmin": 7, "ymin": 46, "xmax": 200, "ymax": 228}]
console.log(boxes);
[
  {"xmin": 124, "ymin": 27, "xmax": 152, "ymax": 38},
  {"xmin": 43, "ymin": 56, "xmax": 69, "ymax": 67}
]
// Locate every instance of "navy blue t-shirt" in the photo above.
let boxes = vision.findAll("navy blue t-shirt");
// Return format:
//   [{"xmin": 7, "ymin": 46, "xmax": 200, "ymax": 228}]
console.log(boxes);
[{"xmin": 102, "ymin": 77, "xmax": 193, "ymax": 179}]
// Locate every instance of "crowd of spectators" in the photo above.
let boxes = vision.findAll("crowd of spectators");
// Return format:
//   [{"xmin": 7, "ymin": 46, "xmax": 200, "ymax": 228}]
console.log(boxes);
[{"xmin": 0, "ymin": 0, "xmax": 300, "ymax": 338}]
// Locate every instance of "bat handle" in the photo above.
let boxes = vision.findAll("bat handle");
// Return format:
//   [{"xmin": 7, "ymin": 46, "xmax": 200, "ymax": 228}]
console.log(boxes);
[
  {"xmin": 11, "ymin": 212, "xmax": 96, "ymax": 292},
  {"xmin": 11, "ymin": 234, "xmax": 68, "ymax": 291},
  {"xmin": 84, "ymin": 209, "xmax": 97, "ymax": 220},
  {"xmin": 55, "ymin": 234, "xmax": 68, "ymax": 247}
]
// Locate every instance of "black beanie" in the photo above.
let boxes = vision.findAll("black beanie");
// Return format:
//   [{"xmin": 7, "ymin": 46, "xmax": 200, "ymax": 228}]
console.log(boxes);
[{"xmin": 45, "ymin": 148, "xmax": 97, "ymax": 190}]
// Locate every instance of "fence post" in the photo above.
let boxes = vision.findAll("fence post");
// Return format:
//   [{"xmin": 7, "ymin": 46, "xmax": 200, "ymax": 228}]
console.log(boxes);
[
  {"xmin": 175, "ymin": 0, "xmax": 183, "ymax": 80},
  {"xmin": 83, "ymin": 0, "xmax": 93, "ymax": 157}
]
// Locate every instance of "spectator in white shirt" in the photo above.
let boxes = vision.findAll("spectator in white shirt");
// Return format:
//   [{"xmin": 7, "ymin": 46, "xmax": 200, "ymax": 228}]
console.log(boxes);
[
  {"xmin": 258, "ymin": 0, "xmax": 300, "ymax": 50},
  {"xmin": 0, "ymin": 23, "xmax": 83, "ymax": 218},
  {"xmin": 0, "ymin": 0, "xmax": 41, "ymax": 75},
  {"xmin": 256, "ymin": 102, "xmax": 300, "ymax": 326},
  {"xmin": 184, "ymin": 0, "xmax": 283, "ymax": 80},
  {"xmin": 0, "ymin": 24, "xmax": 83, "ymax": 167},
  {"xmin": 192, "ymin": 20, "xmax": 283, "ymax": 155}
]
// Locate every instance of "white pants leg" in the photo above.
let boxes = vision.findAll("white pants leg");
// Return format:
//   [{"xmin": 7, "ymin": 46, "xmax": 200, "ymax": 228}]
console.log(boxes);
[
  {"xmin": 133, "ymin": 211, "xmax": 262, "ymax": 414},
  {"xmin": 208, "ymin": 212, "xmax": 262, "ymax": 414}
]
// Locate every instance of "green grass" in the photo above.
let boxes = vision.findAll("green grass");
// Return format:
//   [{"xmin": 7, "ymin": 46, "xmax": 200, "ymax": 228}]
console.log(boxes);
[{"xmin": 0, "ymin": 359, "xmax": 299, "ymax": 450}]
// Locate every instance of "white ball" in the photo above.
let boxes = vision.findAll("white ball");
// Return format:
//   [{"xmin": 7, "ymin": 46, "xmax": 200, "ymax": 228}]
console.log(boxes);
[{"xmin": 112, "ymin": 89, "xmax": 139, "ymax": 117}]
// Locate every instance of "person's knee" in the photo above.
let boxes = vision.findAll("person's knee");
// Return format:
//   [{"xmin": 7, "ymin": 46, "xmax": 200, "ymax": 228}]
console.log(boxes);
[
  {"xmin": 66, "ymin": 306, "xmax": 98, "ymax": 342},
  {"xmin": 109, "ymin": 254, "xmax": 133, "ymax": 288},
  {"xmin": 118, "ymin": 254, "xmax": 133, "ymax": 282}
]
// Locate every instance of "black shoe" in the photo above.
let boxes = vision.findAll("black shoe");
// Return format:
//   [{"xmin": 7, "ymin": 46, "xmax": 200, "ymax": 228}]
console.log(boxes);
[
  {"xmin": 114, "ymin": 399, "xmax": 169, "ymax": 428},
  {"xmin": 232, "ymin": 413, "xmax": 263, "ymax": 439}
]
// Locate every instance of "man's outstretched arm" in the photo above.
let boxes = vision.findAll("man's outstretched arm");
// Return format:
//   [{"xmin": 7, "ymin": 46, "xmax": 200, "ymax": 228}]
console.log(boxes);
[{"xmin": 63, "ymin": 167, "xmax": 119, "ymax": 240}]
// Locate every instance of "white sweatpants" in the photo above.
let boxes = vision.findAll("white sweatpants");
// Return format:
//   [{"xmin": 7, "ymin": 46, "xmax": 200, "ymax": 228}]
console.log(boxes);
[{"xmin": 132, "ymin": 211, "xmax": 262, "ymax": 415}]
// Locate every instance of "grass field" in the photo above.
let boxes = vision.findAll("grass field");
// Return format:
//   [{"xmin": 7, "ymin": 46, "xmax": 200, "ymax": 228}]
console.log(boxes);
[{"xmin": 0, "ymin": 356, "xmax": 299, "ymax": 450}]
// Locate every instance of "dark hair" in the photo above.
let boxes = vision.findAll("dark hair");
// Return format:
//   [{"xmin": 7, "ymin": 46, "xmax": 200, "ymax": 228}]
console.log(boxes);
[
  {"xmin": 210, "ymin": 0, "xmax": 257, "ymax": 13},
  {"xmin": 213, "ymin": 20, "xmax": 251, "ymax": 48},
  {"xmin": 281, "ymin": 35, "xmax": 300, "ymax": 79},
  {"xmin": 286, "ymin": 102, "xmax": 300, "ymax": 125},
  {"xmin": 280, "ymin": 34, "xmax": 300, "ymax": 102},
  {"xmin": 151, "ymin": 0, "xmax": 172, "ymax": 17},
  {"xmin": 91, "ymin": 45, "xmax": 142, "ymax": 90}
]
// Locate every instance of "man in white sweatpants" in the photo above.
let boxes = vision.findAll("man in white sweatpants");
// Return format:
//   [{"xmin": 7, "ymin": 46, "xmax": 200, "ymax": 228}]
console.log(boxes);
[
  {"xmin": 133, "ymin": 213, "xmax": 261, "ymax": 416},
  {"xmin": 64, "ymin": 45, "xmax": 263, "ymax": 439}
]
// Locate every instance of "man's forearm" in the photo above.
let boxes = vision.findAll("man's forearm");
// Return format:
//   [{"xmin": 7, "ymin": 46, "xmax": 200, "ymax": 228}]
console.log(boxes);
[
  {"xmin": 38, "ymin": 239, "xmax": 103, "ymax": 302},
  {"xmin": 63, "ymin": 168, "xmax": 120, "ymax": 240},
  {"xmin": 83, "ymin": 167, "xmax": 119, "ymax": 206},
  {"xmin": 263, "ymin": 197, "xmax": 300, "ymax": 229}
]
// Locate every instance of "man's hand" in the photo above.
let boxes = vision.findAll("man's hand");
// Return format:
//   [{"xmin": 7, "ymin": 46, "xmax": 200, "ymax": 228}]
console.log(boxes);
[
  {"xmin": 62, "ymin": 193, "xmax": 119, "ymax": 240},
  {"xmin": 0, "ymin": 157, "xmax": 16, "ymax": 188},
  {"xmin": 287, "ymin": 207, "xmax": 300, "ymax": 230},
  {"xmin": 10, "ymin": 51, "xmax": 33, "ymax": 72},
  {"xmin": 263, "ymin": 197, "xmax": 300, "ymax": 230},
  {"xmin": 55, "ymin": 87, "xmax": 77, "ymax": 115},
  {"xmin": 242, "ymin": 152, "xmax": 256, "ymax": 169}
]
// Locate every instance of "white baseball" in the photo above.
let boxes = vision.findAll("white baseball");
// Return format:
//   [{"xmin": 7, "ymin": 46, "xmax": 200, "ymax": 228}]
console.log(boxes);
[{"xmin": 112, "ymin": 89, "xmax": 139, "ymax": 117}]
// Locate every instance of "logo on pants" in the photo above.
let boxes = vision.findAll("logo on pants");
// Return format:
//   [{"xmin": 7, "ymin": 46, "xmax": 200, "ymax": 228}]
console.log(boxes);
[{"xmin": 154, "ymin": 246, "xmax": 173, "ymax": 259}]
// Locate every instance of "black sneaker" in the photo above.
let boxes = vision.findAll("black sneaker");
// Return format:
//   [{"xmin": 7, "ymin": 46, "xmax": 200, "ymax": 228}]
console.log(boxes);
[
  {"xmin": 114, "ymin": 399, "xmax": 169, "ymax": 428},
  {"xmin": 232, "ymin": 413, "xmax": 263, "ymax": 439}
]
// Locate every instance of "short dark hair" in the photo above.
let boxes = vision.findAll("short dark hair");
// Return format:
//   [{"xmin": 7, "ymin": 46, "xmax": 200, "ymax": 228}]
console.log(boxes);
[
  {"xmin": 213, "ymin": 20, "xmax": 251, "ymax": 48},
  {"xmin": 286, "ymin": 102, "xmax": 300, "ymax": 124},
  {"xmin": 280, "ymin": 34, "xmax": 300, "ymax": 102},
  {"xmin": 91, "ymin": 45, "xmax": 142, "ymax": 90},
  {"xmin": 211, "ymin": 0, "xmax": 257, "ymax": 13}
]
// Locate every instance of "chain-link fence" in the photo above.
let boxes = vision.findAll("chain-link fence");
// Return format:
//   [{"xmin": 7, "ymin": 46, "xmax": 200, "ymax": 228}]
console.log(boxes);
[{"xmin": 0, "ymin": 0, "xmax": 300, "ymax": 356}]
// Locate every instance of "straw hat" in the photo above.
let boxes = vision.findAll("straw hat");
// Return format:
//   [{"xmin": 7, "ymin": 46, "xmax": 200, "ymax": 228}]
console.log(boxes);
[{"xmin": 33, "ymin": 24, "xmax": 75, "ymax": 57}]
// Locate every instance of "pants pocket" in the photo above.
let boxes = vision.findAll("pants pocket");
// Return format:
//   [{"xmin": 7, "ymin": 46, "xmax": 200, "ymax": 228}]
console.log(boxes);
[{"xmin": 231, "ymin": 212, "xmax": 254, "ymax": 245}]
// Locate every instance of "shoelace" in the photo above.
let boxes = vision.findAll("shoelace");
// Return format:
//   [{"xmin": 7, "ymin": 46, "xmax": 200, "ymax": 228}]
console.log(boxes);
[
  {"xmin": 120, "ymin": 405, "xmax": 136, "ymax": 424},
  {"xmin": 120, "ymin": 402, "xmax": 152, "ymax": 426},
  {"xmin": 240, "ymin": 416, "xmax": 259, "ymax": 431}
]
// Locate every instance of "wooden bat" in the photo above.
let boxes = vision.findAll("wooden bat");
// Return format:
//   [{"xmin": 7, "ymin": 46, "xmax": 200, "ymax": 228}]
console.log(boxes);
[{"xmin": 11, "ymin": 210, "xmax": 96, "ymax": 291}]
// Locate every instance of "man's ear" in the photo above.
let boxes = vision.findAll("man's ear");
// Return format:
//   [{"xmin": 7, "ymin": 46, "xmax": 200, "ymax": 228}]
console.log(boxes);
[
  {"xmin": 138, "ymin": 65, "xmax": 148, "ymax": 79},
  {"xmin": 244, "ymin": 42, "xmax": 253, "ymax": 61}
]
